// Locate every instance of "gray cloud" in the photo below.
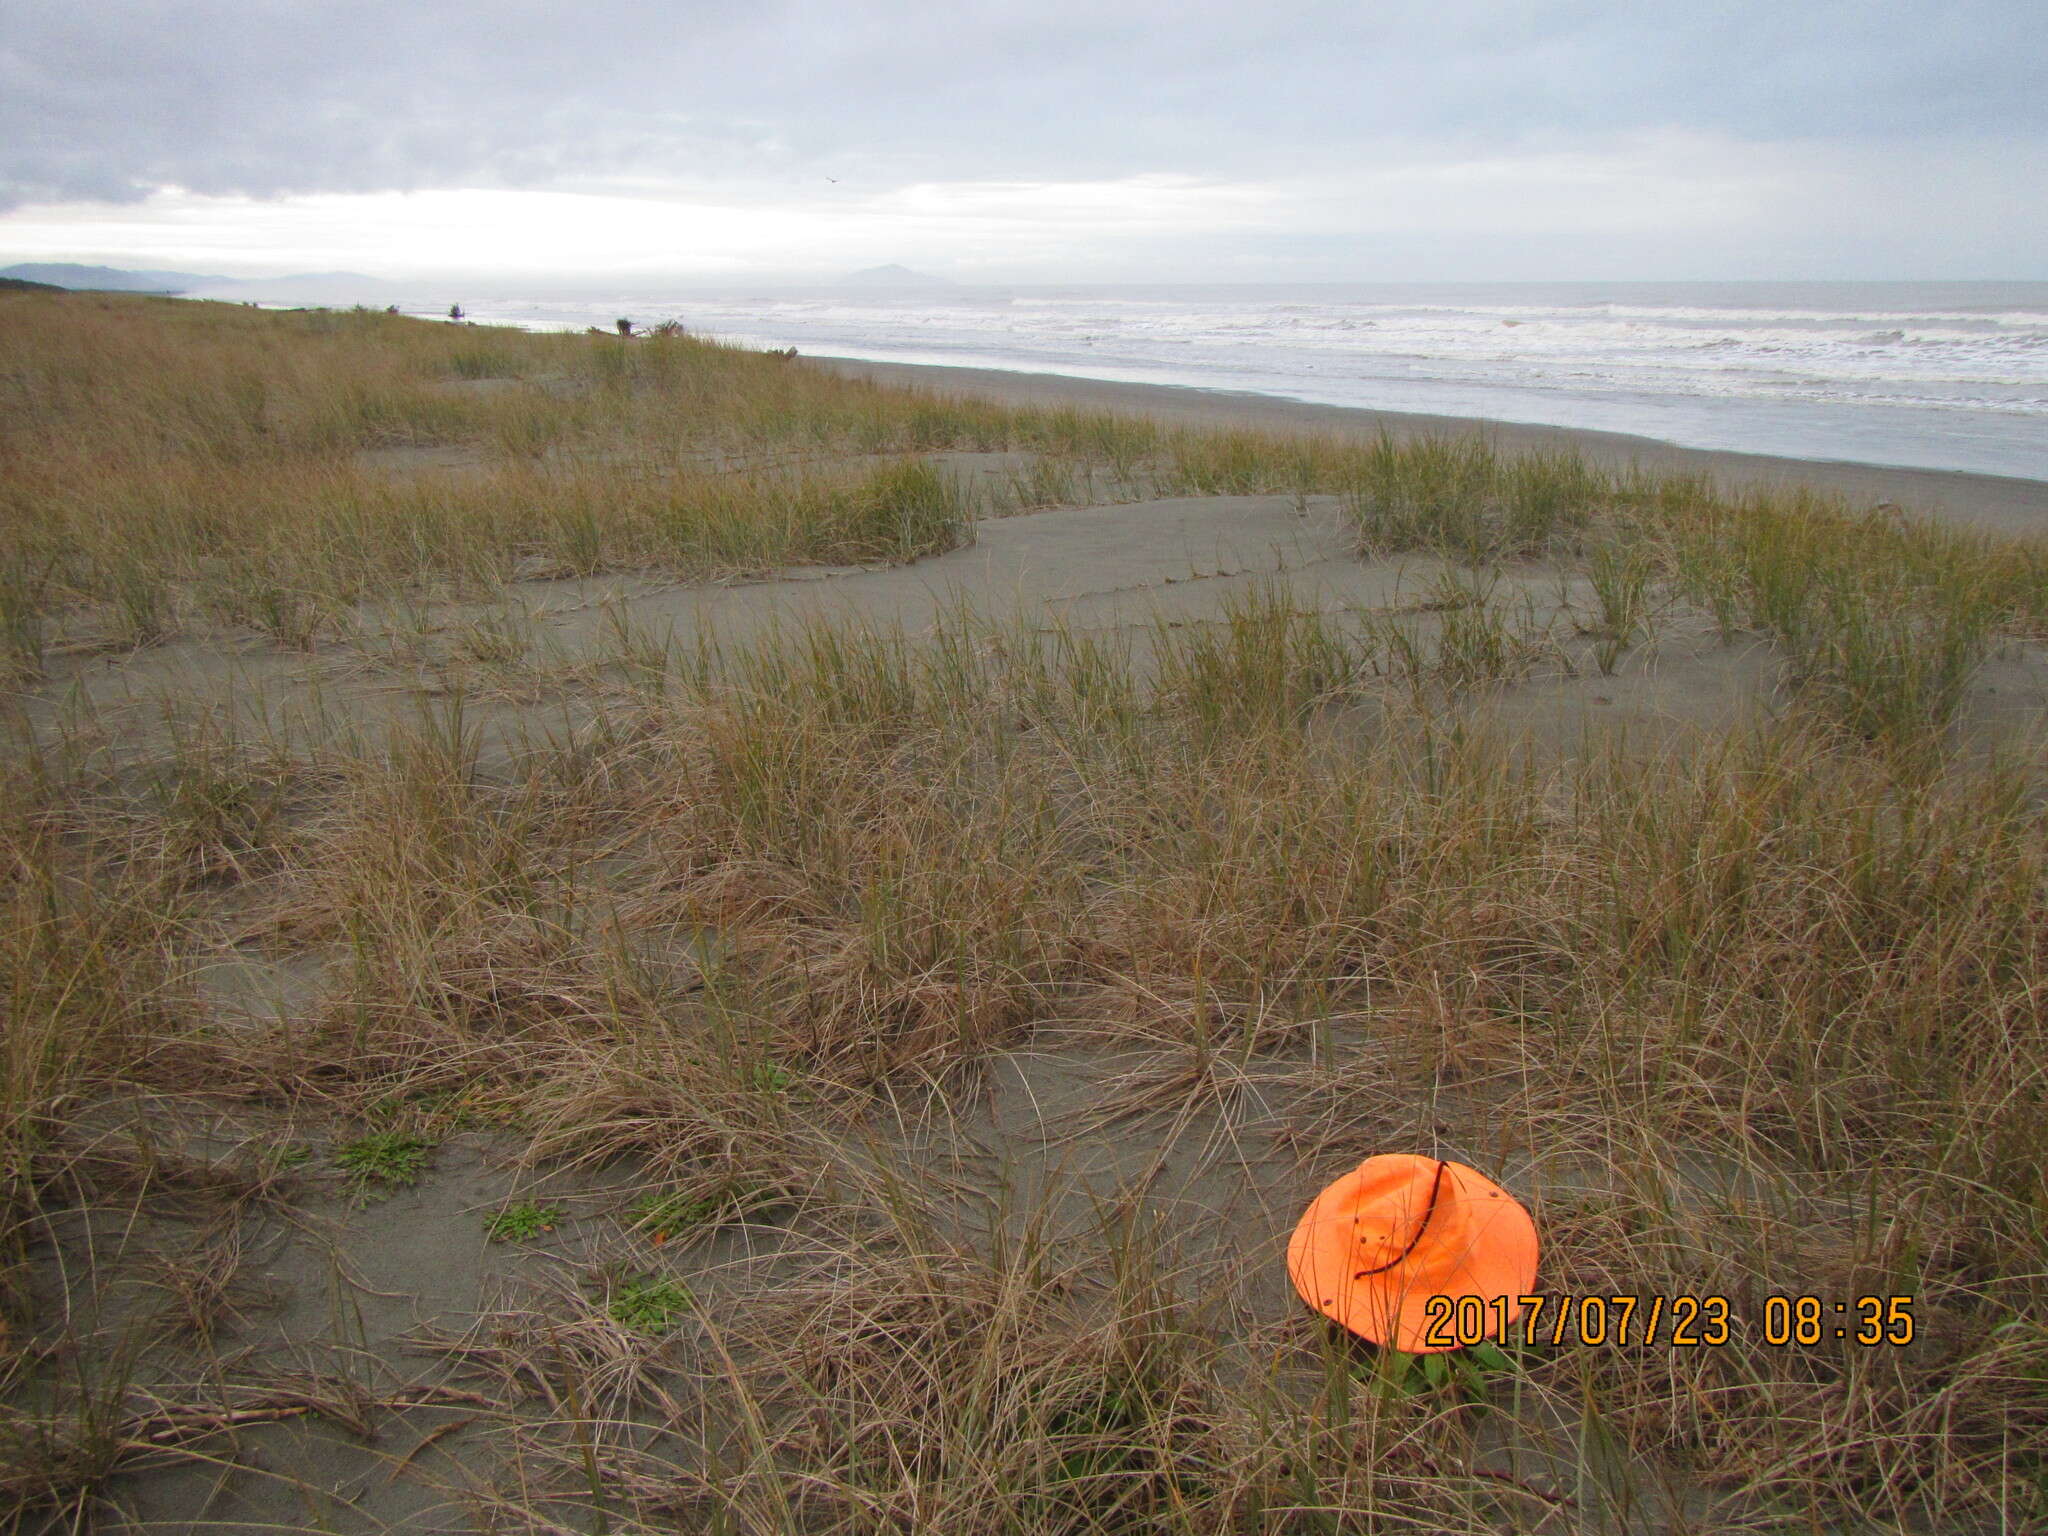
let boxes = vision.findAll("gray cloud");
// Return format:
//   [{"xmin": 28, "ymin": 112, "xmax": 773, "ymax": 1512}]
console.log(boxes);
[{"xmin": 4, "ymin": 0, "xmax": 2042, "ymax": 210}]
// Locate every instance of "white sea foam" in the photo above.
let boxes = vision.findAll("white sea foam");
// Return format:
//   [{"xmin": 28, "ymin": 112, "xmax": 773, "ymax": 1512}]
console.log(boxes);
[{"xmin": 451, "ymin": 282, "xmax": 2048, "ymax": 479}]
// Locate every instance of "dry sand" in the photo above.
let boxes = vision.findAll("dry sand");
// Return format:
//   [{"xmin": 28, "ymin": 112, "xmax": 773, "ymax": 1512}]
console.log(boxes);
[{"xmin": 46, "ymin": 473, "xmax": 2048, "ymax": 781}]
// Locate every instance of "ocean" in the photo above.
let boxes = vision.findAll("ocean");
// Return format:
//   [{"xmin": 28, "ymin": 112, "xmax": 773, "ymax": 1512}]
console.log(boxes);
[{"xmin": 445, "ymin": 282, "xmax": 2048, "ymax": 481}]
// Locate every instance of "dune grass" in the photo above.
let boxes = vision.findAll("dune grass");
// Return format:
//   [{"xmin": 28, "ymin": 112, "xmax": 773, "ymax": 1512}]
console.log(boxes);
[
  {"xmin": 0, "ymin": 295, "xmax": 1001, "ymax": 658},
  {"xmin": 4, "ymin": 291, "xmax": 2048, "ymax": 1531}
]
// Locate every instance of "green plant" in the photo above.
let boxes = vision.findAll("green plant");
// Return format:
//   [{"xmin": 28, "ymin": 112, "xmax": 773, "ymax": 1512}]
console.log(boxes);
[
  {"xmin": 263, "ymin": 1140, "xmax": 314, "ymax": 1173},
  {"xmin": 450, "ymin": 604, "xmax": 537, "ymax": 665},
  {"xmin": 829, "ymin": 456, "xmax": 973, "ymax": 562},
  {"xmin": 1502, "ymin": 449, "xmax": 1602, "ymax": 552},
  {"xmin": 445, "ymin": 344, "xmax": 523, "ymax": 381},
  {"xmin": 101, "ymin": 550, "xmax": 172, "ymax": 648},
  {"xmin": 1586, "ymin": 539, "xmax": 1656, "ymax": 675},
  {"xmin": 607, "ymin": 1275, "xmax": 694, "ymax": 1334},
  {"xmin": 1372, "ymin": 568, "xmax": 1540, "ymax": 692},
  {"xmin": 1350, "ymin": 433, "xmax": 1494, "ymax": 560},
  {"xmin": 333, "ymin": 1130, "xmax": 435, "ymax": 1200},
  {"xmin": 1347, "ymin": 434, "xmax": 1601, "ymax": 562},
  {"xmin": 201, "ymin": 549, "xmax": 326, "ymax": 649},
  {"xmin": 0, "ymin": 558, "xmax": 52, "ymax": 681},
  {"xmin": 626, "ymin": 1183, "xmax": 754, "ymax": 1242},
  {"xmin": 1669, "ymin": 521, "xmax": 1746, "ymax": 641},
  {"xmin": 1367, "ymin": 1337, "xmax": 1524, "ymax": 1406},
  {"xmin": 999, "ymin": 453, "xmax": 1088, "ymax": 510},
  {"xmin": 485, "ymin": 1201, "xmax": 565, "ymax": 1241},
  {"xmin": 1784, "ymin": 577, "xmax": 1994, "ymax": 751},
  {"xmin": 1156, "ymin": 583, "xmax": 1368, "ymax": 736}
]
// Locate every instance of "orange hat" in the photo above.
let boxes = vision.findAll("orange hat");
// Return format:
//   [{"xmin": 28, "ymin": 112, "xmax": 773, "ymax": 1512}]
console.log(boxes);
[{"xmin": 1287, "ymin": 1154, "xmax": 1538, "ymax": 1355}]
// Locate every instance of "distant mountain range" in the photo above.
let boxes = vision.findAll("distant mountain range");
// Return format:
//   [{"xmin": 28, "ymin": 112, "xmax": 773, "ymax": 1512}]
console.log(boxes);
[
  {"xmin": 0, "ymin": 262, "xmax": 398, "ymax": 301},
  {"xmin": 1, "ymin": 262, "xmax": 234, "ymax": 292}
]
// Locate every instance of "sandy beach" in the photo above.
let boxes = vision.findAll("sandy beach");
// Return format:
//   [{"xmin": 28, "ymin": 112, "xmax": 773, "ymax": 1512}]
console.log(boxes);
[
  {"xmin": 8, "ymin": 297, "xmax": 2048, "ymax": 1532},
  {"xmin": 816, "ymin": 355, "xmax": 2048, "ymax": 538}
]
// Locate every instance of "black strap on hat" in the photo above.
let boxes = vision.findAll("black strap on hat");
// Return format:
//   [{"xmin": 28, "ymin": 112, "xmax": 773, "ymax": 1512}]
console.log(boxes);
[{"xmin": 1353, "ymin": 1159, "xmax": 1449, "ymax": 1280}]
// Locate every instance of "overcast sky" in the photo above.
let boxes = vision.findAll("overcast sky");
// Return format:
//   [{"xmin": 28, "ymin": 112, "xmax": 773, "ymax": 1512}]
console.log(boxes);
[{"xmin": 2, "ymin": 1, "xmax": 2043, "ymax": 283}]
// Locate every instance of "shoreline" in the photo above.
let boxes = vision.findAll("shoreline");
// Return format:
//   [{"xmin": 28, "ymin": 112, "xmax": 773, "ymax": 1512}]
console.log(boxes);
[{"xmin": 811, "ymin": 355, "xmax": 2048, "ymax": 539}]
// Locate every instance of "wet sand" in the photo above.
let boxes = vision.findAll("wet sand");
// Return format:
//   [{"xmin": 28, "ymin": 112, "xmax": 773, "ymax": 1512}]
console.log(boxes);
[{"xmin": 813, "ymin": 356, "xmax": 2048, "ymax": 539}]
